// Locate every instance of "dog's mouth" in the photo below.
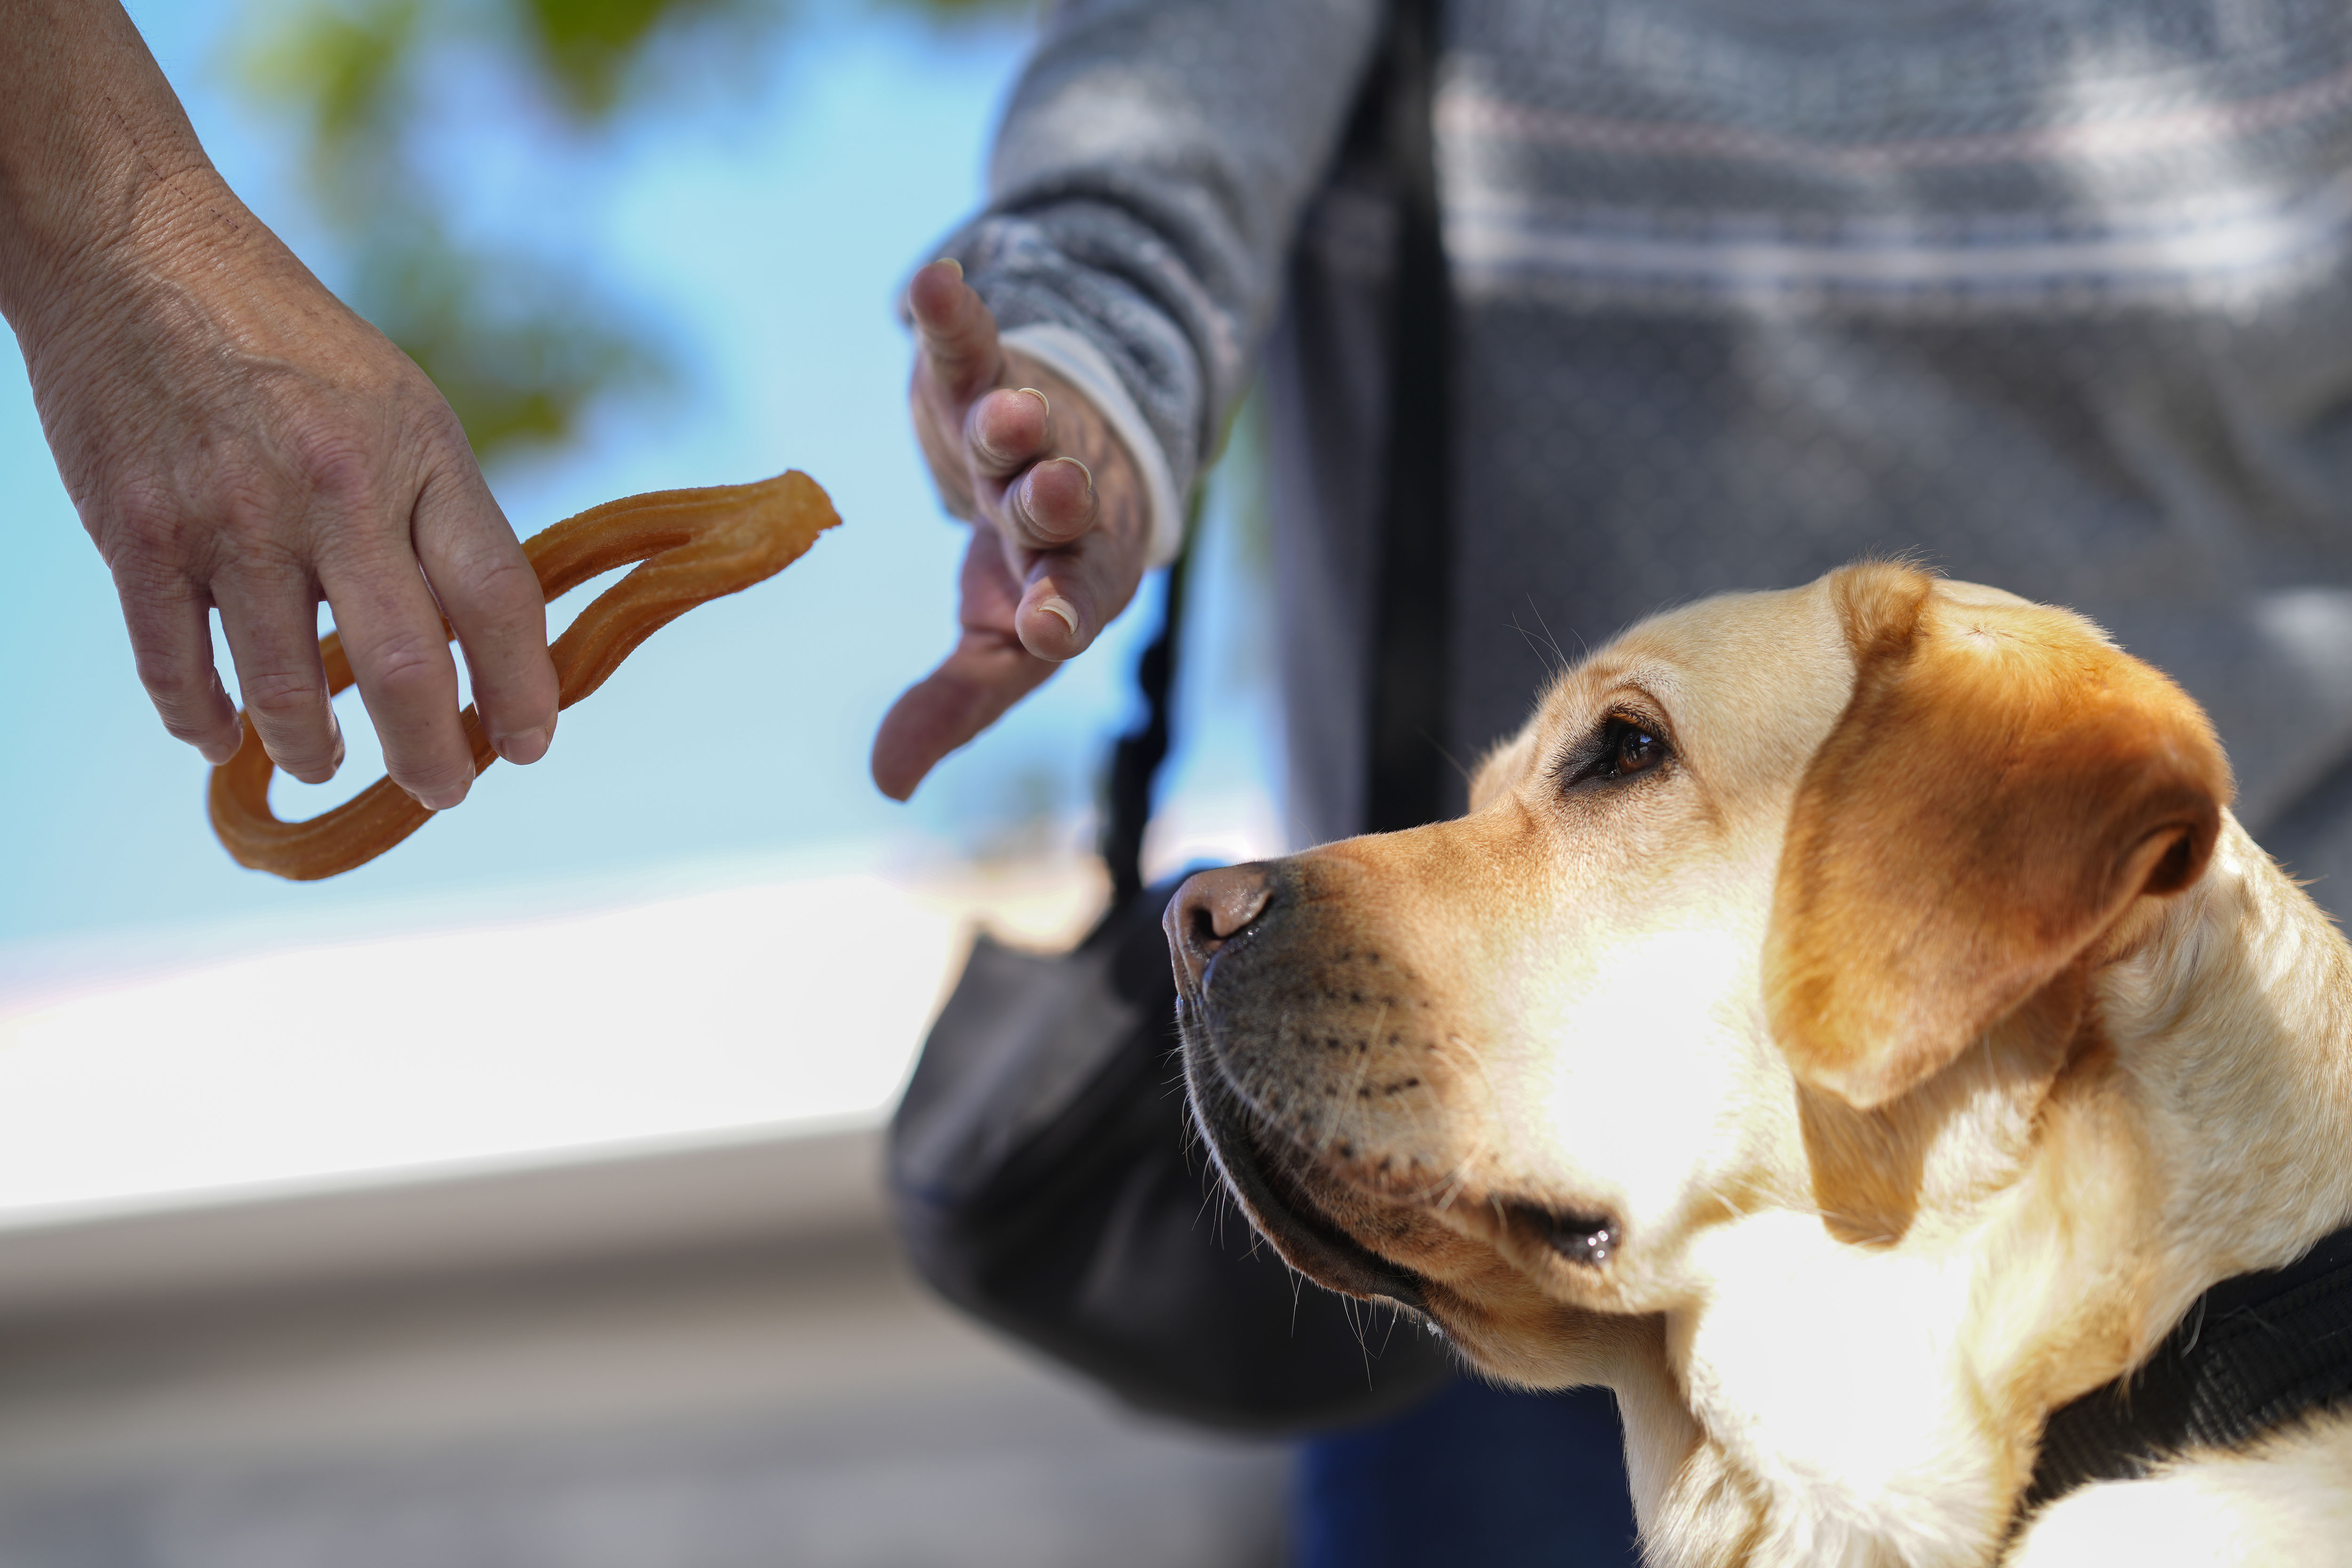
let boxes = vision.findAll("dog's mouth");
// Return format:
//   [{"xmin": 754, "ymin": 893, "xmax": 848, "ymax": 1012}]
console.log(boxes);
[{"xmin": 1179, "ymin": 1009, "xmax": 1430, "ymax": 1313}]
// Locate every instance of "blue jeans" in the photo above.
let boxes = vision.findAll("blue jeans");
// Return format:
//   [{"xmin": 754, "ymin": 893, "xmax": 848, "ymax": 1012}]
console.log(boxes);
[{"xmin": 1292, "ymin": 1380, "xmax": 1640, "ymax": 1567}]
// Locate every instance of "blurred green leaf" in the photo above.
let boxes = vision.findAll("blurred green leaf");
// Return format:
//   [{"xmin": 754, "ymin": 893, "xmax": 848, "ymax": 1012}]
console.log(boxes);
[
  {"xmin": 354, "ymin": 233, "xmax": 668, "ymax": 455},
  {"xmin": 523, "ymin": 0, "xmax": 744, "ymax": 117},
  {"xmin": 244, "ymin": 0, "xmax": 417, "ymax": 150}
]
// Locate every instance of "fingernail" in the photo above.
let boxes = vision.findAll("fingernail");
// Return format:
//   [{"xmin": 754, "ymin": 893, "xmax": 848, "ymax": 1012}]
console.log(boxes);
[
  {"xmin": 496, "ymin": 725, "xmax": 551, "ymax": 765},
  {"xmin": 327, "ymin": 714, "xmax": 346, "ymax": 774},
  {"xmin": 420, "ymin": 782, "xmax": 468, "ymax": 812},
  {"xmin": 1040, "ymin": 597, "xmax": 1081, "ymax": 638},
  {"xmin": 1017, "ymin": 387, "xmax": 1049, "ymax": 420},
  {"xmin": 933, "ymin": 257, "xmax": 963, "ymax": 279},
  {"xmin": 1050, "ymin": 455, "xmax": 1094, "ymax": 501}
]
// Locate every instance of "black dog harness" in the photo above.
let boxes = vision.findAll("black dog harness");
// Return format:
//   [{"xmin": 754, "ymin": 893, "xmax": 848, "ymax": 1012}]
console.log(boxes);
[{"xmin": 2025, "ymin": 1220, "xmax": 2352, "ymax": 1507}]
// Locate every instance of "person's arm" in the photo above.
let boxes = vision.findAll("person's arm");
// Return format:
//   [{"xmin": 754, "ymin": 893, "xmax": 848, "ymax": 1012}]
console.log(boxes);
[
  {"xmin": 0, "ymin": 0, "xmax": 556, "ymax": 808},
  {"xmin": 876, "ymin": 0, "xmax": 1388, "ymax": 798}
]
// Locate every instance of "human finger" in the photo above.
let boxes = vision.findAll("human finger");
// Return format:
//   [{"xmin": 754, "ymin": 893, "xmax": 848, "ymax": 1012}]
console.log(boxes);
[
  {"xmin": 315, "ymin": 536, "xmax": 475, "ymax": 811},
  {"xmin": 908, "ymin": 259, "xmax": 1004, "ymax": 408},
  {"xmin": 207, "ymin": 566, "xmax": 345, "ymax": 785},
  {"xmin": 870, "ymin": 635, "xmax": 1059, "ymax": 802},
  {"xmin": 870, "ymin": 527, "xmax": 1053, "ymax": 800},
  {"xmin": 412, "ymin": 464, "xmax": 557, "ymax": 765},
  {"xmin": 965, "ymin": 385, "xmax": 1052, "ymax": 482},
  {"xmin": 997, "ymin": 454, "xmax": 1097, "ymax": 552},
  {"xmin": 1005, "ymin": 511, "xmax": 1143, "ymax": 664},
  {"xmin": 112, "ymin": 567, "xmax": 244, "ymax": 764}
]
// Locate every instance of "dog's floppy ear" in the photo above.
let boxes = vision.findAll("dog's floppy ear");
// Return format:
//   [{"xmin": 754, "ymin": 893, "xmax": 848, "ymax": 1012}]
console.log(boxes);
[{"xmin": 1764, "ymin": 564, "xmax": 2232, "ymax": 1110}]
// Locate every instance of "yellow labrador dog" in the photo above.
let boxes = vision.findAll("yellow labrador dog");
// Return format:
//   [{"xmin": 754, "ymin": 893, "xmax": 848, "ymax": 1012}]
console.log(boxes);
[{"xmin": 1170, "ymin": 563, "xmax": 2352, "ymax": 1567}]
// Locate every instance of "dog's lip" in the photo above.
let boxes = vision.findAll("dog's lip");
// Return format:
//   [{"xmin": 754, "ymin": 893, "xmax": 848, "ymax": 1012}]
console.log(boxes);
[{"xmin": 1183, "ymin": 1037, "xmax": 1431, "ymax": 1313}]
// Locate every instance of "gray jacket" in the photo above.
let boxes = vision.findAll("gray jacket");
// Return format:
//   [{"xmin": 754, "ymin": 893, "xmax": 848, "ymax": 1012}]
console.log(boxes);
[{"xmin": 939, "ymin": 0, "xmax": 2352, "ymax": 901}]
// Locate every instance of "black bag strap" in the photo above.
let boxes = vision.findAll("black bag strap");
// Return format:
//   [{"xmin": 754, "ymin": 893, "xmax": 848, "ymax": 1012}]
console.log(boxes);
[
  {"xmin": 1101, "ymin": 541, "xmax": 1191, "ymax": 904},
  {"xmin": 1365, "ymin": 0, "xmax": 1452, "ymax": 835}
]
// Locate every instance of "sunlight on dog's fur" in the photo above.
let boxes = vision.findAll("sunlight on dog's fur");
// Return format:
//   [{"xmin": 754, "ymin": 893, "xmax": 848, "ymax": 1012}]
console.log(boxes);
[{"xmin": 1170, "ymin": 564, "xmax": 2352, "ymax": 1568}]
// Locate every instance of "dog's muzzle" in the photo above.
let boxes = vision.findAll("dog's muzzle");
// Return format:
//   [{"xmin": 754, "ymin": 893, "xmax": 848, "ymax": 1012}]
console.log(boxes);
[{"xmin": 1167, "ymin": 865, "xmax": 1431, "ymax": 1312}]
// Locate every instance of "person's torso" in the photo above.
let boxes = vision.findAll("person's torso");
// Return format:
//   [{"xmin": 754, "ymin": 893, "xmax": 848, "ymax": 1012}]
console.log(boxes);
[{"xmin": 1279, "ymin": 0, "xmax": 2352, "ymax": 871}]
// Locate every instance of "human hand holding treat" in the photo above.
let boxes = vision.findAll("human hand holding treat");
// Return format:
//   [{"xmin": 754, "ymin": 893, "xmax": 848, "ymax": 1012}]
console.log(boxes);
[
  {"xmin": 870, "ymin": 259, "xmax": 1155, "ymax": 801},
  {"xmin": 0, "ymin": 0, "xmax": 555, "ymax": 811},
  {"xmin": 209, "ymin": 472, "xmax": 840, "ymax": 881}
]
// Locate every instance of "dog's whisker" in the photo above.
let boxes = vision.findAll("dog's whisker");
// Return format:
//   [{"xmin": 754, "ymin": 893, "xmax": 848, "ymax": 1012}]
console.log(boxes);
[
  {"xmin": 1427, "ymin": 1131, "xmax": 1494, "ymax": 1212},
  {"xmin": 1525, "ymin": 595, "xmax": 1573, "ymax": 676}
]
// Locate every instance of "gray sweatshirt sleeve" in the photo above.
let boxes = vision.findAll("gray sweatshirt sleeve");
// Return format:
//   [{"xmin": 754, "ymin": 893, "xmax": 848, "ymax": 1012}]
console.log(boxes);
[{"xmin": 933, "ymin": 0, "xmax": 1389, "ymax": 562}]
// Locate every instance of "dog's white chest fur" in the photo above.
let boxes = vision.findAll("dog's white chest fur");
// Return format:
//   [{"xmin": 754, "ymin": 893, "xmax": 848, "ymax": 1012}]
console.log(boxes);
[{"xmin": 1675, "ymin": 1218, "xmax": 1999, "ymax": 1567}]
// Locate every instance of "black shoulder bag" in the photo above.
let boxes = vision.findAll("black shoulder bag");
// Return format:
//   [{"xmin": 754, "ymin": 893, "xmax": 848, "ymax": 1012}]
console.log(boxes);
[{"xmin": 885, "ymin": 0, "xmax": 1457, "ymax": 1432}]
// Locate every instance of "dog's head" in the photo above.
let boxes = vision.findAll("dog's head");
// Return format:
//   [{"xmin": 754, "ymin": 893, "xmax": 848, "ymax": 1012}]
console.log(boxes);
[{"xmin": 1170, "ymin": 564, "xmax": 2232, "ymax": 1387}]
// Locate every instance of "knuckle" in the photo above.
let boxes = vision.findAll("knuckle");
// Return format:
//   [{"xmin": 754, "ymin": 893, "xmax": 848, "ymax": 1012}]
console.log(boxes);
[
  {"xmin": 95, "ymin": 483, "xmax": 210, "ymax": 577},
  {"xmin": 455, "ymin": 546, "xmax": 543, "ymax": 618},
  {"xmin": 238, "ymin": 668, "xmax": 326, "ymax": 723},
  {"xmin": 103, "ymin": 479, "xmax": 309, "ymax": 587},
  {"xmin": 281, "ymin": 418, "xmax": 386, "ymax": 515},
  {"xmin": 136, "ymin": 657, "xmax": 233, "ymax": 739},
  {"xmin": 102, "ymin": 480, "xmax": 182, "ymax": 547},
  {"xmin": 363, "ymin": 632, "xmax": 455, "ymax": 702},
  {"xmin": 129, "ymin": 642, "xmax": 199, "ymax": 697}
]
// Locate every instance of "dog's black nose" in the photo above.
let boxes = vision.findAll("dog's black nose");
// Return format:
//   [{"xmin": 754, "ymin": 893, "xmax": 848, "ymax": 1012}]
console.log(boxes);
[{"xmin": 1166, "ymin": 864, "xmax": 1274, "ymax": 989}]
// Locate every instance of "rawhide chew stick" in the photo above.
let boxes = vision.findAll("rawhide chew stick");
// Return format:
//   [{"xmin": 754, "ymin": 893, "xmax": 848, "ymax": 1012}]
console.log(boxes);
[{"xmin": 209, "ymin": 470, "xmax": 840, "ymax": 882}]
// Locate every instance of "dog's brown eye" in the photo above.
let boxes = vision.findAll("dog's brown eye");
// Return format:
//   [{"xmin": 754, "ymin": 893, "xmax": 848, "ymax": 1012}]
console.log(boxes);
[
  {"xmin": 1558, "ymin": 712, "xmax": 1673, "ymax": 789},
  {"xmin": 1615, "ymin": 725, "xmax": 1662, "ymax": 776},
  {"xmin": 1509, "ymin": 1202, "xmax": 1621, "ymax": 1268}
]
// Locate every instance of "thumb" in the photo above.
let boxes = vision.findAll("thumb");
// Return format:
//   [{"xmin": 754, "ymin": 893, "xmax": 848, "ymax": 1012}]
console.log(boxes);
[
  {"xmin": 870, "ymin": 636, "xmax": 1058, "ymax": 801},
  {"xmin": 871, "ymin": 525, "xmax": 1055, "ymax": 799}
]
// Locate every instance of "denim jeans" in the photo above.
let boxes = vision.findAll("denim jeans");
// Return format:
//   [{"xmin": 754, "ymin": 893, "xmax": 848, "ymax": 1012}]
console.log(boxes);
[{"xmin": 1292, "ymin": 1379, "xmax": 1639, "ymax": 1567}]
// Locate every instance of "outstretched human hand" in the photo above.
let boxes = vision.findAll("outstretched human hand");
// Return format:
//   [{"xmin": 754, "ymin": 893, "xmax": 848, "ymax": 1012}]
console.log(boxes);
[
  {"xmin": 1, "ymin": 0, "xmax": 556, "ymax": 812},
  {"xmin": 871, "ymin": 259, "xmax": 1152, "ymax": 801}
]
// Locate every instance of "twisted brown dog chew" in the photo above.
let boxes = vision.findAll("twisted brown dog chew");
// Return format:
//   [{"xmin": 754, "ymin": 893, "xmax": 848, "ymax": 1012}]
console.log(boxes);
[{"xmin": 209, "ymin": 470, "xmax": 840, "ymax": 882}]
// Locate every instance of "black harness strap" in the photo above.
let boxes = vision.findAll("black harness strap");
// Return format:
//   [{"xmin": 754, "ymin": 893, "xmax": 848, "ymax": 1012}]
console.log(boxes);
[{"xmin": 2026, "ymin": 1219, "xmax": 2352, "ymax": 1507}]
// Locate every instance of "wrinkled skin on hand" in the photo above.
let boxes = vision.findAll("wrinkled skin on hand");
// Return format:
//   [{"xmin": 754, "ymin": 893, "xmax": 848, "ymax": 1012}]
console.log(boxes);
[
  {"xmin": 1, "ymin": 0, "xmax": 556, "ymax": 812},
  {"xmin": 871, "ymin": 259, "xmax": 1152, "ymax": 801},
  {"xmin": 28, "ymin": 225, "xmax": 558, "ymax": 808}
]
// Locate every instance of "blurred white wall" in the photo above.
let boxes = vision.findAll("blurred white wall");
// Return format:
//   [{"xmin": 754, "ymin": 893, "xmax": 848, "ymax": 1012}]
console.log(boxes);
[
  {"xmin": 0, "ymin": 1129, "xmax": 1288, "ymax": 1568},
  {"xmin": 0, "ymin": 865, "xmax": 1292, "ymax": 1566}
]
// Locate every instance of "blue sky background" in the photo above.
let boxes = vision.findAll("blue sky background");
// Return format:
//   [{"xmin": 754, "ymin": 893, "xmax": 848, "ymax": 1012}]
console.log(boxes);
[{"xmin": 1, "ymin": 2, "xmax": 1279, "ymax": 979}]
